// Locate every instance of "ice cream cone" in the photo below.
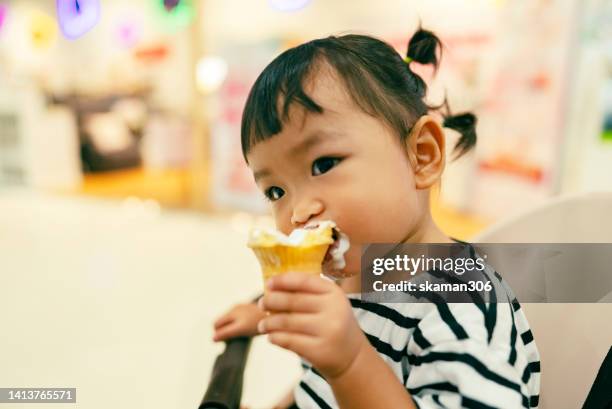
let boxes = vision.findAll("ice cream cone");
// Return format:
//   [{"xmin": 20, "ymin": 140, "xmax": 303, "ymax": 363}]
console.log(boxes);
[{"xmin": 248, "ymin": 221, "xmax": 336, "ymax": 288}]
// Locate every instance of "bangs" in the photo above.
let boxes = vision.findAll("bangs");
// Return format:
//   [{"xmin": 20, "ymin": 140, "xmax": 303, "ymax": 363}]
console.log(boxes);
[
  {"xmin": 240, "ymin": 35, "xmax": 429, "ymax": 162},
  {"xmin": 240, "ymin": 42, "xmax": 323, "ymax": 162}
]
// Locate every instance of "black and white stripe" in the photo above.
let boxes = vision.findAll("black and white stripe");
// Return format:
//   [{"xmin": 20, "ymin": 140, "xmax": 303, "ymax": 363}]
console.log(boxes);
[{"xmin": 294, "ymin": 262, "xmax": 541, "ymax": 408}]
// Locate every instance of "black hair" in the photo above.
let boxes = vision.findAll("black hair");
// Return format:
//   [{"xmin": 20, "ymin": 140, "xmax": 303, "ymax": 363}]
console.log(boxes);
[{"xmin": 240, "ymin": 28, "xmax": 477, "ymax": 162}]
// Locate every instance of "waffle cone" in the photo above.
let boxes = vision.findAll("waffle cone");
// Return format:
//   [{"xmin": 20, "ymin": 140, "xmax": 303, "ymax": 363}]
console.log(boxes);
[{"xmin": 251, "ymin": 244, "xmax": 330, "ymax": 281}]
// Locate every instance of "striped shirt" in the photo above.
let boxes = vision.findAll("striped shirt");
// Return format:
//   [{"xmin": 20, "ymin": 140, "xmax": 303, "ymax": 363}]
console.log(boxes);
[{"xmin": 294, "ymin": 256, "xmax": 541, "ymax": 408}]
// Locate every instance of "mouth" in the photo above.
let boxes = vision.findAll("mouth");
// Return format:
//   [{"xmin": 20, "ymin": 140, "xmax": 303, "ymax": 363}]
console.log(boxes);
[
  {"xmin": 303, "ymin": 221, "xmax": 338, "ymax": 261},
  {"xmin": 304, "ymin": 222, "xmax": 339, "ymax": 255},
  {"xmin": 323, "ymin": 228, "xmax": 340, "ymax": 264},
  {"xmin": 302, "ymin": 220, "xmax": 350, "ymax": 275}
]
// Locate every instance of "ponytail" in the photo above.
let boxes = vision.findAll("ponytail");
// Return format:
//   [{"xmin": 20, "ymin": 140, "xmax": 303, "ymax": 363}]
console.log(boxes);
[
  {"xmin": 406, "ymin": 28, "xmax": 442, "ymax": 67},
  {"xmin": 404, "ymin": 28, "xmax": 477, "ymax": 159},
  {"xmin": 443, "ymin": 112, "xmax": 478, "ymax": 158}
]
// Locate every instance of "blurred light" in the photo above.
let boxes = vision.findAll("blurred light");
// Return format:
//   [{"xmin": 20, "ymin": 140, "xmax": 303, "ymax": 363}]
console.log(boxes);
[
  {"xmin": 0, "ymin": 4, "xmax": 7, "ymax": 34},
  {"xmin": 269, "ymin": 0, "xmax": 311, "ymax": 12},
  {"xmin": 163, "ymin": 0, "xmax": 180, "ymax": 12},
  {"xmin": 196, "ymin": 56, "xmax": 228, "ymax": 94},
  {"xmin": 154, "ymin": 0, "xmax": 193, "ymax": 32},
  {"xmin": 56, "ymin": 0, "xmax": 100, "ymax": 40},
  {"xmin": 133, "ymin": 43, "xmax": 168, "ymax": 62},
  {"xmin": 30, "ymin": 9, "xmax": 58, "ymax": 50},
  {"xmin": 115, "ymin": 17, "xmax": 141, "ymax": 48}
]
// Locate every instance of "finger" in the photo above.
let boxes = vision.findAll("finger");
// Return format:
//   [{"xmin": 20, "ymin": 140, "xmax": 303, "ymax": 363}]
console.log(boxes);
[
  {"xmin": 213, "ymin": 314, "xmax": 234, "ymax": 329},
  {"xmin": 212, "ymin": 323, "xmax": 242, "ymax": 341},
  {"xmin": 266, "ymin": 272, "xmax": 332, "ymax": 294},
  {"xmin": 267, "ymin": 331, "xmax": 318, "ymax": 357},
  {"xmin": 261, "ymin": 291, "xmax": 321, "ymax": 313},
  {"xmin": 258, "ymin": 312, "xmax": 318, "ymax": 335}
]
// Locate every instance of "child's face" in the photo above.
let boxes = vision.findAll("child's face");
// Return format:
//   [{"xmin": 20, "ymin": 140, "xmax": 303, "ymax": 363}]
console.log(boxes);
[{"xmin": 247, "ymin": 68, "xmax": 433, "ymax": 276}]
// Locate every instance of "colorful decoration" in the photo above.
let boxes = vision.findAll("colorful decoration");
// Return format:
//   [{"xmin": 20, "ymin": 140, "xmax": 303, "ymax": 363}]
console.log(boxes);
[
  {"xmin": 30, "ymin": 10, "xmax": 58, "ymax": 50},
  {"xmin": 269, "ymin": 0, "xmax": 311, "ymax": 12},
  {"xmin": 154, "ymin": 0, "xmax": 194, "ymax": 32},
  {"xmin": 133, "ymin": 43, "xmax": 169, "ymax": 63},
  {"xmin": 115, "ymin": 18, "xmax": 141, "ymax": 48},
  {"xmin": 0, "ymin": 4, "xmax": 7, "ymax": 33},
  {"xmin": 163, "ymin": 0, "xmax": 180, "ymax": 12},
  {"xmin": 56, "ymin": 0, "xmax": 101, "ymax": 40},
  {"xmin": 602, "ymin": 80, "xmax": 612, "ymax": 142}
]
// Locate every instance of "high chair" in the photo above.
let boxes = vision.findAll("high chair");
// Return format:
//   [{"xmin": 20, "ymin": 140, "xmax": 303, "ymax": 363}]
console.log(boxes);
[{"xmin": 474, "ymin": 191, "xmax": 612, "ymax": 409}]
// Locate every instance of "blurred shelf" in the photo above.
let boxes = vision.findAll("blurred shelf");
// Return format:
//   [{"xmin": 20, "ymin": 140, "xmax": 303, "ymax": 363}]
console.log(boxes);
[
  {"xmin": 431, "ymin": 201, "xmax": 492, "ymax": 241},
  {"xmin": 80, "ymin": 167, "xmax": 192, "ymax": 208}
]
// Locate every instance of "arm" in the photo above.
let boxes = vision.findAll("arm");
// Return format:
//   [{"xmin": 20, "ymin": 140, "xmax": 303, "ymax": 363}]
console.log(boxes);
[
  {"xmin": 259, "ymin": 274, "xmax": 538, "ymax": 409},
  {"xmin": 257, "ymin": 273, "xmax": 418, "ymax": 409},
  {"xmin": 327, "ymin": 339, "xmax": 417, "ymax": 409}
]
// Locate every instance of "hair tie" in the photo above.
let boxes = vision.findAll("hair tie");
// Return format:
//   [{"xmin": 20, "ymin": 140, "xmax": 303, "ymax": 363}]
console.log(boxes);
[{"xmin": 403, "ymin": 56, "xmax": 413, "ymax": 64}]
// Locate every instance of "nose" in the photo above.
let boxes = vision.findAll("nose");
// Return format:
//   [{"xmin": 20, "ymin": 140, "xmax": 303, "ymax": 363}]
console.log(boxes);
[{"xmin": 290, "ymin": 195, "xmax": 324, "ymax": 227}]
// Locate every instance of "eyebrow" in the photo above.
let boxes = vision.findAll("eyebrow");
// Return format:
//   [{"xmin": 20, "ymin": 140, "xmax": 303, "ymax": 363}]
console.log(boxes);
[
  {"xmin": 253, "ymin": 129, "xmax": 343, "ymax": 183},
  {"xmin": 289, "ymin": 132, "xmax": 326, "ymax": 158},
  {"xmin": 253, "ymin": 168, "xmax": 270, "ymax": 183}
]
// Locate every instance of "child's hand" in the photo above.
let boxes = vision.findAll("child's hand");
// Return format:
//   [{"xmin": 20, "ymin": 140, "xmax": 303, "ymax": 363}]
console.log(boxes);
[
  {"xmin": 213, "ymin": 302, "xmax": 267, "ymax": 342},
  {"xmin": 257, "ymin": 272, "xmax": 367, "ymax": 380}
]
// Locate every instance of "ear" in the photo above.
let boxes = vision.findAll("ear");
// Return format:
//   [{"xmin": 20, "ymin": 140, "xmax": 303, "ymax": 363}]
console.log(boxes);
[{"xmin": 405, "ymin": 115, "xmax": 446, "ymax": 189}]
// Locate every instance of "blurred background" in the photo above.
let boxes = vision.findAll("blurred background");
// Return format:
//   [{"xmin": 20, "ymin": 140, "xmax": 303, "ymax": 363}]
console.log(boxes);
[{"xmin": 0, "ymin": 0, "xmax": 611, "ymax": 408}]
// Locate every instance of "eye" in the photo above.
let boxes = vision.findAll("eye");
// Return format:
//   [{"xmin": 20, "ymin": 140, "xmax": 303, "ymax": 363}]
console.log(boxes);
[
  {"xmin": 264, "ymin": 186, "xmax": 285, "ymax": 202},
  {"xmin": 312, "ymin": 157, "xmax": 341, "ymax": 176}
]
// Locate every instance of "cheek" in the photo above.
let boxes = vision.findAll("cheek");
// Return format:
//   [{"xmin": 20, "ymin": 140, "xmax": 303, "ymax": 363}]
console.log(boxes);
[
  {"xmin": 333, "ymin": 167, "xmax": 420, "ymax": 244},
  {"xmin": 273, "ymin": 207, "xmax": 293, "ymax": 235},
  {"xmin": 326, "ymin": 183, "xmax": 421, "ymax": 276}
]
